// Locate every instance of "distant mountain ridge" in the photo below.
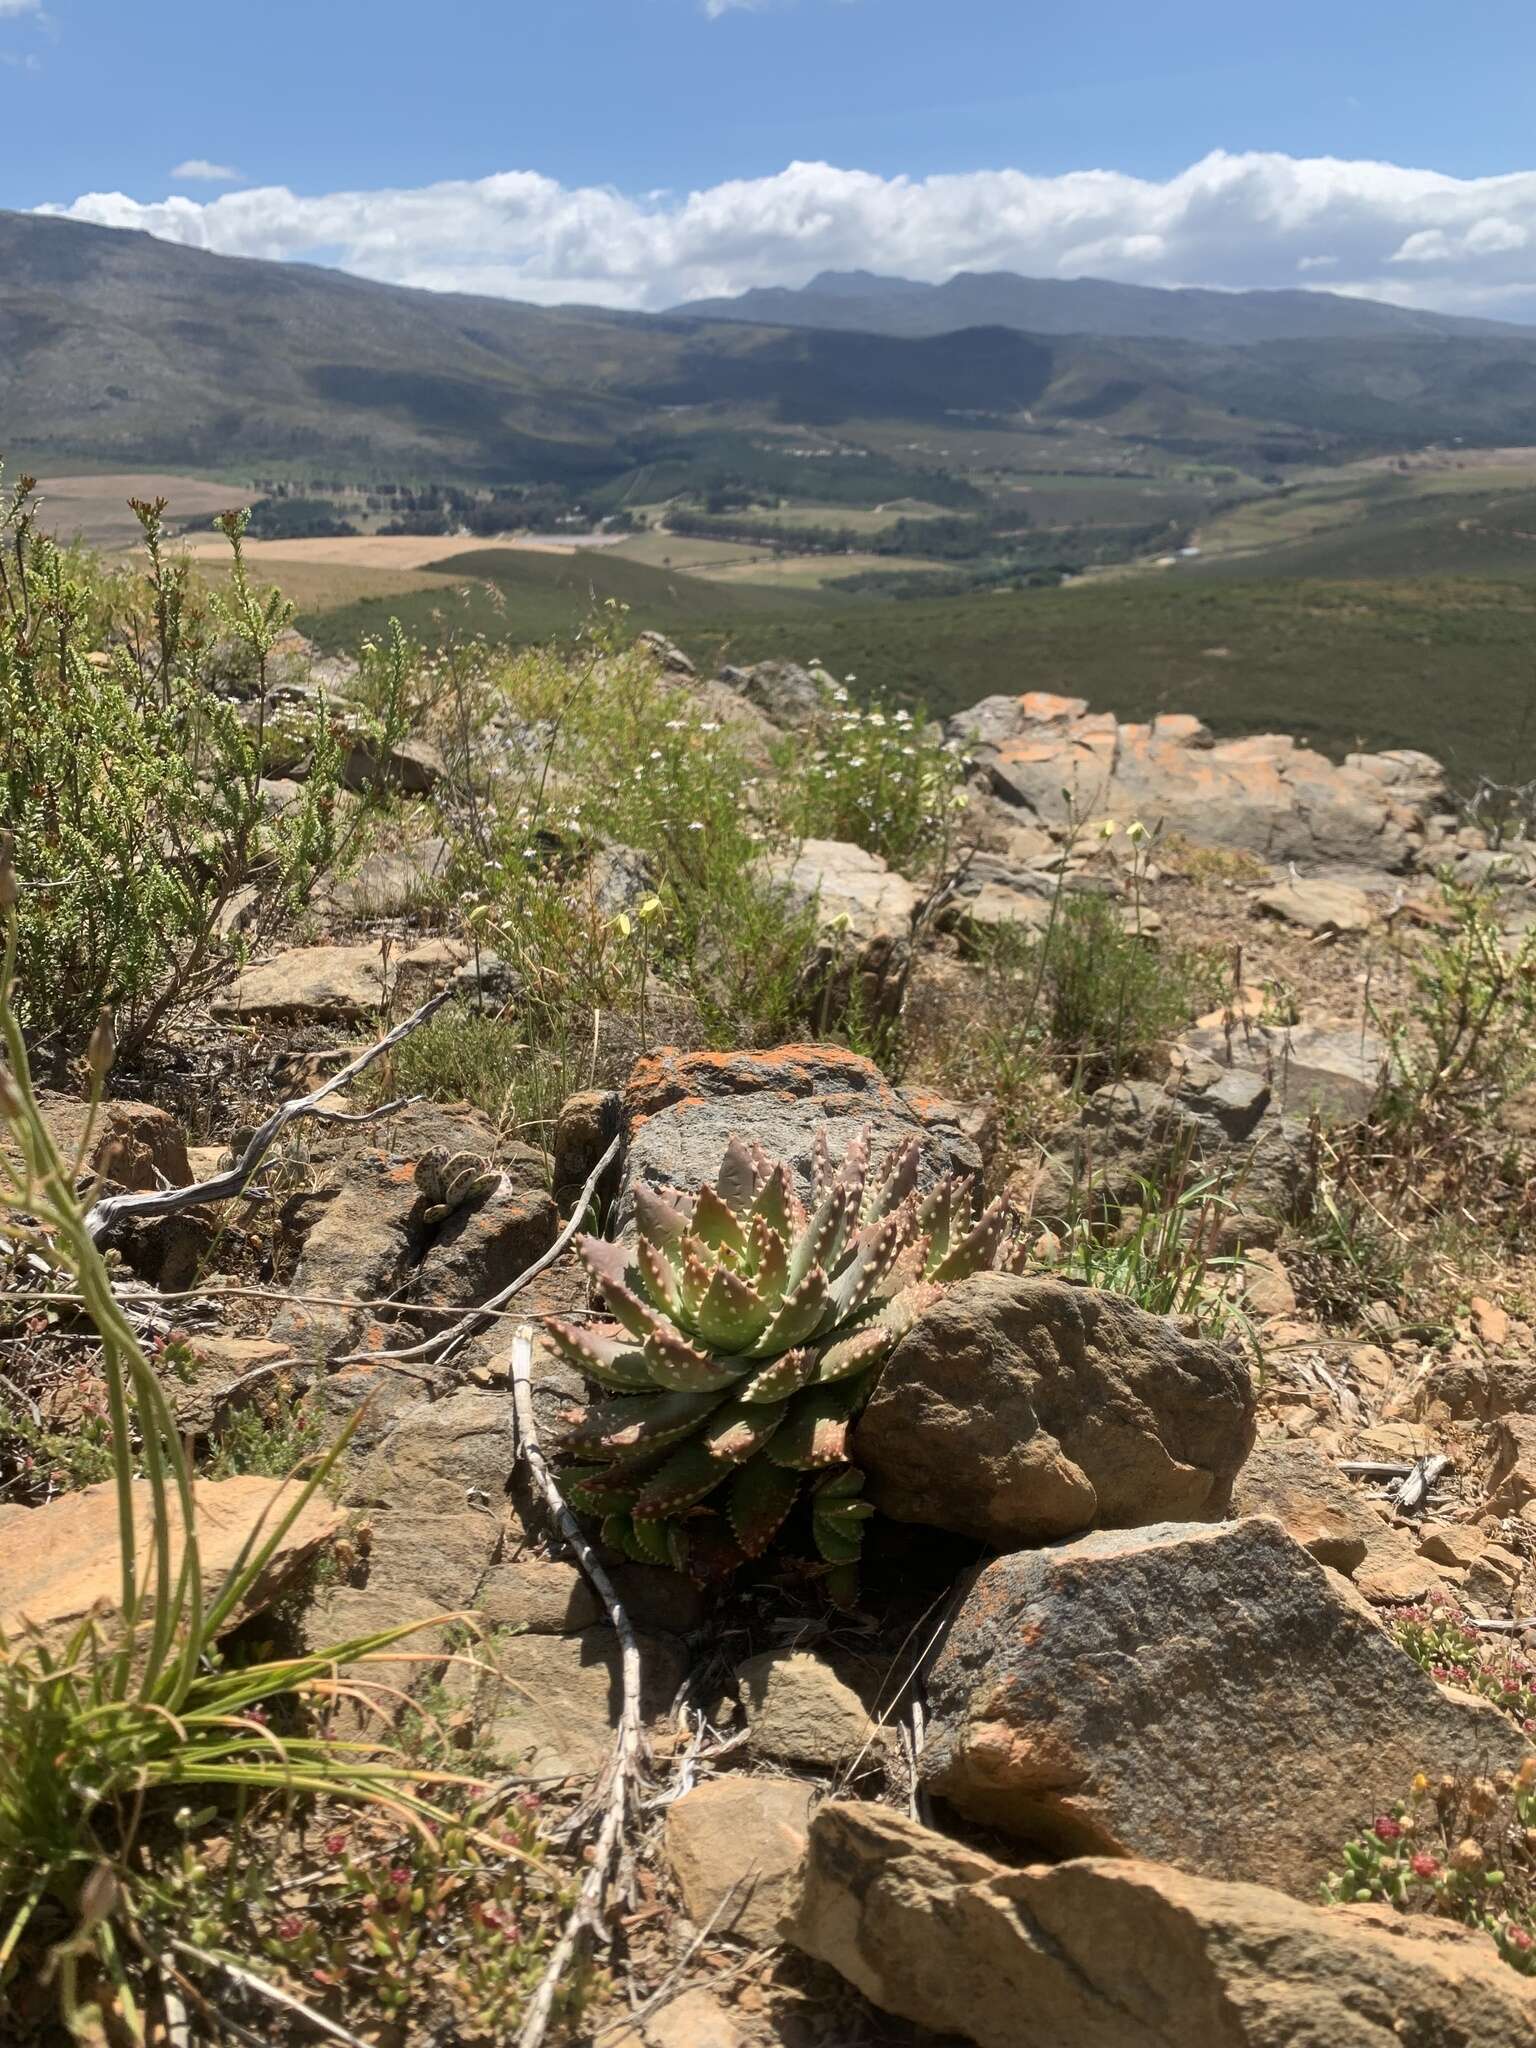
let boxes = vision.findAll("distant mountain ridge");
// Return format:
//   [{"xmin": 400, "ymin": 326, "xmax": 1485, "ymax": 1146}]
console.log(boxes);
[
  {"xmin": 10, "ymin": 209, "xmax": 1536, "ymax": 487},
  {"xmin": 674, "ymin": 267, "xmax": 1530, "ymax": 346}
]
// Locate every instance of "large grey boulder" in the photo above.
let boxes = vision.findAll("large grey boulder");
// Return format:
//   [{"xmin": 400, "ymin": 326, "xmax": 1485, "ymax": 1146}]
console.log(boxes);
[
  {"xmin": 788, "ymin": 1802, "xmax": 1536, "ymax": 2048},
  {"xmin": 854, "ymin": 1272, "xmax": 1255, "ymax": 1549},
  {"xmin": 617, "ymin": 1044, "xmax": 980, "ymax": 1226},
  {"xmin": 921, "ymin": 1516, "xmax": 1530, "ymax": 1894},
  {"xmin": 755, "ymin": 836, "xmax": 919, "ymax": 1020},
  {"xmin": 948, "ymin": 692, "xmax": 1434, "ymax": 871}
]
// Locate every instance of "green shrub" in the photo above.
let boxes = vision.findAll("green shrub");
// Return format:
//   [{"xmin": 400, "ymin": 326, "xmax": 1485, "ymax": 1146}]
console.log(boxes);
[
  {"xmin": 1021, "ymin": 892, "xmax": 1215, "ymax": 1090},
  {"xmin": 0, "ymin": 478, "xmax": 401, "ymax": 1064},
  {"xmin": 769, "ymin": 684, "xmax": 965, "ymax": 875}
]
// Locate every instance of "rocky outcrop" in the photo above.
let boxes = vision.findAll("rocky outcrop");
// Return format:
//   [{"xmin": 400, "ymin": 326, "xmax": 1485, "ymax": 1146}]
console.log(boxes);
[
  {"xmin": 788, "ymin": 1802, "xmax": 1536, "ymax": 2048},
  {"xmin": 854, "ymin": 1273, "xmax": 1255, "ymax": 1549},
  {"xmin": 920, "ymin": 1516, "xmax": 1529, "ymax": 1893},
  {"xmin": 950, "ymin": 691, "xmax": 1434, "ymax": 870}
]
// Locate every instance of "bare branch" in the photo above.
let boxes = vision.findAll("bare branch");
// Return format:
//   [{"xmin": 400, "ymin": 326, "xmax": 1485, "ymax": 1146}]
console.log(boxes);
[
  {"xmin": 83, "ymin": 989, "xmax": 453, "ymax": 1242},
  {"xmin": 506, "ymin": 1321, "xmax": 645, "ymax": 2048}
]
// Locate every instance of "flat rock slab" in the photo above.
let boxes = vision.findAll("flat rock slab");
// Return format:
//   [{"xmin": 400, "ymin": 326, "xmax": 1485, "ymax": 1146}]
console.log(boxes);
[
  {"xmin": 470, "ymin": 1627, "xmax": 689, "ymax": 1781},
  {"xmin": 213, "ymin": 938, "xmax": 463, "ymax": 1022},
  {"xmin": 1255, "ymin": 877, "xmax": 1382, "ymax": 935},
  {"xmin": 949, "ymin": 691, "xmax": 1434, "ymax": 871},
  {"xmin": 665, "ymin": 1776, "xmax": 814, "ymax": 1943},
  {"xmin": 789, "ymin": 1803, "xmax": 1536, "ymax": 2048},
  {"xmin": 921, "ymin": 1515, "xmax": 1530, "ymax": 1895},
  {"xmin": 736, "ymin": 1649, "xmax": 877, "ymax": 1770},
  {"xmin": 855, "ymin": 1272, "xmax": 1256, "ymax": 1549},
  {"xmin": 0, "ymin": 1476, "xmax": 342, "ymax": 1642}
]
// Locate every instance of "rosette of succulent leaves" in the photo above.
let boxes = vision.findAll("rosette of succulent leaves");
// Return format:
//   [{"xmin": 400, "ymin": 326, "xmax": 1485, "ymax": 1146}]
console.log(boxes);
[{"xmin": 549, "ymin": 1126, "xmax": 1003, "ymax": 1594}]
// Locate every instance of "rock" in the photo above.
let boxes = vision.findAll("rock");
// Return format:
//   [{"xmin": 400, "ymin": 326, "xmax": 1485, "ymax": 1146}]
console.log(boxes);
[
  {"xmin": 637, "ymin": 630, "xmax": 695, "ymax": 677},
  {"xmin": 605, "ymin": 1991, "xmax": 746, "ymax": 2048},
  {"xmin": 0, "ymin": 1476, "xmax": 341, "ymax": 1643},
  {"xmin": 921, "ymin": 1516, "xmax": 1528, "ymax": 1893},
  {"xmin": 552, "ymin": 1089, "xmax": 622, "ymax": 1207},
  {"xmin": 307, "ymin": 1510, "xmax": 500, "ymax": 1671},
  {"xmin": 854, "ymin": 1273, "xmax": 1255, "ymax": 1549},
  {"xmin": 412, "ymin": 1144, "xmax": 557, "ymax": 1308},
  {"xmin": 950, "ymin": 692, "xmax": 1431, "ymax": 871},
  {"xmin": 173, "ymin": 1335, "xmax": 293, "ymax": 1433},
  {"xmin": 1255, "ymin": 877, "xmax": 1381, "ymax": 935},
  {"xmin": 347, "ymin": 1388, "xmax": 514, "ymax": 1516},
  {"xmin": 30, "ymin": 1094, "xmax": 191, "ymax": 1192},
  {"xmin": 1408, "ymin": 1351, "xmax": 1536, "ymax": 1424},
  {"xmin": 664, "ymin": 1776, "xmax": 814, "ymax": 1942},
  {"xmin": 1484, "ymin": 1414, "xmax": 1536, "ymax": 1516},
  {"xmin": 1174, "ymin": 1020, "xmax": 1387, "ymax": 1125},
  {"xmin": 1417, "ymin": 1523, "xmax": 1487, "ymax": 1570},
  {"xmin": 268, "ymin": 1165, "xmax": 420, "ymax": 1362},
  {"xmin": 1238, "ymin": 1246, "xmax": 1297, "ymax": 1318},
  {"xmin": 214, "ymin": 938, "xmax": 464, "ymax": 1022},
  {"xmin": 756, "ymin": 837, "xmax": 919, "ymax": 1021},
  {"xmin": 470, "ymin": 1627, "xmax": 688, "ymax": 1780},
  {"xmin": 1353, "ymin": 1544, "xmax": 1451, "ymax": 1606},
  {"xmin": 716, "ymin": 658, "xmax": 828, "ymax": 727},
  {"xmin": 587, "ymin": 841, "xmax": 654, "ymax": 918},
  {"xmin": 736, "ymin": 1651, "xmax": 876, "ymax": 1770},
  {"xmin": 327, "ymin": 838, "xmax": 451, "ymax": 918},
  {"xmin": 939, "ymin": 880, "xmax": 1052, "ymax": 948},
  {"xmin": 339, "ymin": 732, "xmax": 447, "ymax": 796},
  {"xmin": 1229, "ymin": 1440, "xmax": 1379, "ymax": 1574},
  {"xmin": 477, "ymin": 1555, "xmax": 705, "ymax": 1637},
  {"xmin": 619, "ymin": 1045, "xmax": 980, "ymax": 1227},
  {"xmin": 787, "ymin": 1802, "xmax": 1536, "ymax": 2048},
  {"xmin": 1473, "ymin": 1295, "xmax": 1513, "ymax": 1348}
]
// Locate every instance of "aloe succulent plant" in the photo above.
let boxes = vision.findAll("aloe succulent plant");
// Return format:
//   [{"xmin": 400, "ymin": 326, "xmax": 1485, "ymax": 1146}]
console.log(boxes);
[{"xmin": 549, "ymin": 1125, "xmax": 1002, "ymax": 1589}]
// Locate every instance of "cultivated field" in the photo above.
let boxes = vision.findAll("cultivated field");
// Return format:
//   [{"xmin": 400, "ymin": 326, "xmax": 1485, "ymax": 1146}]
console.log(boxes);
[{"xmin": 29, "ymin": 472, "xmax": 241, "ymax": 550}]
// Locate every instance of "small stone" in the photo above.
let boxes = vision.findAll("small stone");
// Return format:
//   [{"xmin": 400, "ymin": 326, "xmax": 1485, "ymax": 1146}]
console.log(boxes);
[
  {"xmin": 1472, "ymin": 1296, "xmax": 1512, "ymax": 1349},
  {"xmin": 1240, "ymin": 1247, "xmax": 1298, "ymax": 1318},
  {"xmin": 1230, "ymin": 1440, "xmax": 1379, "ymax": 1574},
  {"xmin": 664, "ymin": 1776, "xmax": 813, "ymax": 1943},
  {"xmin": 1417, "ymin": 1524, "xmax": 1488, "ymax": 1570},
  {"xmin": 736, "ymin": 1650, "xmax": 876, "ymax": 1770}
]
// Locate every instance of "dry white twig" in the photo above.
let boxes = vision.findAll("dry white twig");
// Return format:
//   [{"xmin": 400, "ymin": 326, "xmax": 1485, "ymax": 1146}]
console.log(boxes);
[
  {"xmin": 336, "ymin": 1131, "xmax": 621, "ymax": 1371},
  {"xmin": 84, "ymin": 987, "xmax": 454, "ymax": 1243},
  {"xmin": 168, "ymin": 1940, "xmax": 373, "ymax": 2048},
  {"xmin": 507, "ymin": 1320, "xmax": 645, "ymax": 2048}
]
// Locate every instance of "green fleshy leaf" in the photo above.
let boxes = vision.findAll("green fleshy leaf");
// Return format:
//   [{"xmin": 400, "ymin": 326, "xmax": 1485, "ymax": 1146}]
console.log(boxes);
[
  {"xmin": 813, "ymin": 1320, "xmax": 894, "ymax": 1385},
  {"xmin": 746, "ymin": 1215, "xmax": 790, "ymax": 1307},
  {"xmin": 747, "ymin": 1267, "xmax": 833, "ymax": 1356},
  {"xmin": 812, "ymin": 1516, "xmax": 865, "ymax": 1566},
  {"xmin": 929, "ymin": 1198, "xmax": 1005, "ymax": 1284},
  {"xmin": 637, "ymin": 1236, "xmax": 687, "ymax": 1320},
  {"xmin": 824, "ymin": 1561, "xmax": 861, "ymax": 1610},
  {"xmin": 764, "ymin": 1381, "xmax": 859, "ymax": 1470},
  {"xmin": 562, "ymin": 1388, "xmax": 726, "ymax": 1458},
  {"xmin": 544, "ymin": 1318, "xmax": 655, "ymax": 1390},
  {"xmin": 736, "ymin": 1345, "xmax": 817, "ymax": 1404},
  {"xmin": 634, "ymin": 1182, "xmax": 690, "ymax": 1251},
  {"xmin": 786, "ymin": 1186, "xmax": 847, "ymax": 1292},
  {"xmin": 728, "ymin": 1456, "xmax": 802, "ymax": 1558},
  {"xmin": 692, "ymin": 1266, "xmax": 770, "ymax": 1351},
  {"xmin": 693, "ymin": 1182, "xmax": 748, "ymax": 1255},
  {"xmin": 827, "ymin": 1207, "xmax": 909, "ymax": 1322},
  {"xmin": 634, "ymin": 1437, "xmax": 731, "ymax": 1518},
  {"xmin": 561, "ymin": 1463, "xmax": 656, "ymax": 1515},
  {"xmin": 867, "ymin": 1137, "xmax": 920, "ymax": 1223},
  {"xmin": 750, "ymin": 1162, "xmax": 796, "ymax": 1243},
  {"xmin": 700, "ymin": 1397, "xmax": 787, "ymax": 1466},
  {"xmin": 715, "ymin": 1137, "xmax": 760, "ymax": 1210},
  {"xmin": 642, "ymin": 1323, "xmax": 744, "ymax": 1393}
]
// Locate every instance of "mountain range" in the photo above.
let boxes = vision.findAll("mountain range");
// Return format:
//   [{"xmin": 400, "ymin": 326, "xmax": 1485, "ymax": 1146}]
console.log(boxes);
[
  {"xmin": 675, "ymin": 267, "xmax": 1529, "ymax": 345},
  {"xmin": 9, "ymin": 210, "xmax": 1536, "ymax": 490}
]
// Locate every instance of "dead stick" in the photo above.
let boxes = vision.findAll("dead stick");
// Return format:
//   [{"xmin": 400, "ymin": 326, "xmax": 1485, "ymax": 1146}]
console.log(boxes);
[
  {"xmin": 84, "ymin": 988, "xmax": 454, "ymax": 1242},
  {"xmin": 508, "ymin": 1320, "xmax": 644, "ymax": 2048},
  {"xmin": 335, "ymin": 1131, "xmax": 621, "ymax": 1369}
]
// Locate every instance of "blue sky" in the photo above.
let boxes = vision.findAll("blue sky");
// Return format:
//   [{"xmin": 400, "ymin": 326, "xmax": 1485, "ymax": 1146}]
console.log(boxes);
[{"xmin": 9, "ymin": 0, "xmax": 1536, "ymax": 315}]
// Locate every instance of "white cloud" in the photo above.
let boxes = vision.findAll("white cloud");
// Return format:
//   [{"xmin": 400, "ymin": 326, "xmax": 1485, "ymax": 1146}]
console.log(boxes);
[
  {"xmin": 170, "ymin": 159, "xmax": 245, "ymax": 185},
  {"xmin": 0, "ymin": 1, "xmax": 42, "ymax": 14},
  {"xmin": 703, "ymin": 0, "xmax": 770, "ymax": 13},
  {"xmin": 36, "ymin": 149, "xmax": 1536, "ymax": 322}
]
